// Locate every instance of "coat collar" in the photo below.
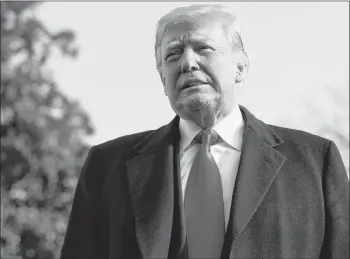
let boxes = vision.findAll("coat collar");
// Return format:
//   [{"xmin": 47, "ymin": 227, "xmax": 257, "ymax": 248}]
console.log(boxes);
[
  {"xmin": 131, "ymin": 115, "xmax": 180, "ymax": 156},
  {"xmin": 132, "ymin": 105, "xmax": 283, "ymax": 155},
  {"xmin": 239, "ymin": 105, "xmax": 283, "ymax": 148}
]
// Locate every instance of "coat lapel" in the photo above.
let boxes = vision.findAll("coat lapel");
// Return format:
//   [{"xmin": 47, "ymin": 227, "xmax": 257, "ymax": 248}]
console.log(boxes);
[
  {"xmin": 224, "ymin": 106, "xmax": 287, "ymax": 258},
  {"xmin": 125, "ymin": 116, "xmax": 180, "ymax": 259}
]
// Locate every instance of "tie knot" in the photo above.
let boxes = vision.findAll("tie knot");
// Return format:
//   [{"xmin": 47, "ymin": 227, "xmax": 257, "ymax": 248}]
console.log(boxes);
[{"xmin": 194, "ymin": 128, "xmax": 218, "ymax": 146}]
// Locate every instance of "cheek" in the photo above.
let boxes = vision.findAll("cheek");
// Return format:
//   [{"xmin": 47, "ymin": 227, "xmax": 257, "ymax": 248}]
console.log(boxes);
[
  {"xmin": 163, "ymin": 67, "xmax": 178, "ymax": 88},
  {"xmin": 203, "ymin": 53, "xmax": 228, "ymax": 77},
  {"xmin": 205, "ymin": 60, "xmax": 232, "ymax": 86},
  {"xmin": 216, "ymin": 57, "xmax": 237, "ymax": 80}
]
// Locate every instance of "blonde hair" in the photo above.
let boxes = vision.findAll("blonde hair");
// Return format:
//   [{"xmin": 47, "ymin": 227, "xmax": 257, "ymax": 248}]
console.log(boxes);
[{"xmin": 154, "ymin": 4, "xmax": 248, "ymax": 73}]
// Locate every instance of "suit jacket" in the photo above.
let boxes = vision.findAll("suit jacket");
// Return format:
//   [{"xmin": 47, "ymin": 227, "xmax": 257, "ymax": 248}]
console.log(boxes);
[{"xmin": 60, "ymin": 106, "xmax": 349, "ymax": 259}]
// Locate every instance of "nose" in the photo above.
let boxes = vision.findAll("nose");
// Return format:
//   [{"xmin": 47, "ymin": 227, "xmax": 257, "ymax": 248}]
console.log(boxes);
[{"xmin": 180, "ymin": 48, "xmax": 199, "ymax": 73}]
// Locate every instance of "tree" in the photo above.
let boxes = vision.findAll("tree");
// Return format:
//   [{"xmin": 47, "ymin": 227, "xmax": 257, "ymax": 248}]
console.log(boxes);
[{"xmin": 1, "ymin": 2, "xmax": 94, "ymax": 258}]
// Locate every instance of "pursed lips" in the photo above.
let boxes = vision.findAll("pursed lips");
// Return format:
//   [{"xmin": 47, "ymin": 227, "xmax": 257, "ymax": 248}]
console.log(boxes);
[{"xmin": 181, "ymin": 79, "xmax": 208, "ymax": 90}]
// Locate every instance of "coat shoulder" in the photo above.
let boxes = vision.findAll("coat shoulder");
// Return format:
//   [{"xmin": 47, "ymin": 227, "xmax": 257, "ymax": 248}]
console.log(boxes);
[
  {"xmin": 94, "ymin": 130, "xmax": 155, "ymax": 154},
  {"xmin": 267, "ymin": 124, "xmax": 334, "ymax": 171},
  {"xmin": 84, "ymin": 130, "xmax": 155, "ymax": 171},
  {"xmin": 268, "ymin": 124, "xmax": 331, "ymax": 150},
  {"xmin": 78, "ymin": 130, "xmax": 155, "ymax": 189}
]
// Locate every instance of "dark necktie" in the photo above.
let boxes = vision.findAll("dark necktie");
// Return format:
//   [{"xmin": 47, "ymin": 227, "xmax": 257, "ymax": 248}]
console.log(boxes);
[{"xmin": 184, "ymin": 128, "xmax": 225, "ymax": 259}]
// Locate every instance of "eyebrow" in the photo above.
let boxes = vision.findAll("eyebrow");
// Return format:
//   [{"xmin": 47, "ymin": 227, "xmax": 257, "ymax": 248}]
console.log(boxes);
[
  {"xmin": 166, "ymin": 40, "xmax": 182, "ymax": 49},
  {"xmin": 165, "ymin": 36, "xmax": 215, "ymax": 51}
]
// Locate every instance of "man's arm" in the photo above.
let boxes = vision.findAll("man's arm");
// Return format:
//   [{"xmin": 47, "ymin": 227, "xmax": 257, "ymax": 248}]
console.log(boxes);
[
  {"xmin": 320, "ymin": 140, "xmax": 349, "ymax": 259},
  {"xmin": 60, "ymin": 147, "xmax": 100, "ymax": 259}
]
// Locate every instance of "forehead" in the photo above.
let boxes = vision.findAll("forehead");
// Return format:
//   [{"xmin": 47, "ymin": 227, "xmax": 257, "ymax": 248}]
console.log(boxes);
[{"xmin": 161, "ymin": 19, "xmax": 227, "ymax": 48}]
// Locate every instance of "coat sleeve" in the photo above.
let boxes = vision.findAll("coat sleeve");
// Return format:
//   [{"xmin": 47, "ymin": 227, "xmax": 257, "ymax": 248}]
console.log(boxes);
[
  {"xmin": 60, "ymin": 146, "xmax": 101, "ymax": 259},
  {"xmin": 320, "ymin": 140, "xmax": 349, "ymax": 259}
]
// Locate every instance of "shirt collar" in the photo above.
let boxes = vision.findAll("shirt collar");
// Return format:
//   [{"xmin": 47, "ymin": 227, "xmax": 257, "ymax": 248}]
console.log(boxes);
[{"xmin": 179, "ymin": 106, "xmax": 245, "ymax": 153}]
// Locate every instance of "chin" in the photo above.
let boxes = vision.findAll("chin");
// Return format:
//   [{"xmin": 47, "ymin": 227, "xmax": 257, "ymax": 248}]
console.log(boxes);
[
  {"xmin": 181, "ymin": 94, "xmax": 216, "ymax": 107},
  {"xmin": 174, "ymin": 98, "xmax": 220, "ymax": 128}
]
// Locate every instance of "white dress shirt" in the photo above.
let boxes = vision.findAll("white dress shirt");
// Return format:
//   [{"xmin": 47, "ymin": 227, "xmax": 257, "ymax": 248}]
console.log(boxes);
[{"xmin": 179, "ymin": 106, "xmax": 245, "ymax": 230}]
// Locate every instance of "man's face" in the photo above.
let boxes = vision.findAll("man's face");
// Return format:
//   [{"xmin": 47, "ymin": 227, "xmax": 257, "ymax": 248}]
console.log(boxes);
[{"xmin": 160, "ymin": 18, "xmax": 244, "ymax": 126}]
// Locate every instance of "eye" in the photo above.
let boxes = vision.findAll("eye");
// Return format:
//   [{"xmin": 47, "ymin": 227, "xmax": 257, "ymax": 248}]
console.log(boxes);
[
  {"xmin": 166, "ymin": 53, "xmax": 177, "ymax": 59},
  {"xmin": 165, "ymin": 50, "xmax": 182, "ymax": 61},
  {"xmin": 197, "ymin": 45, "xmax": 213, "ymax": 52}
]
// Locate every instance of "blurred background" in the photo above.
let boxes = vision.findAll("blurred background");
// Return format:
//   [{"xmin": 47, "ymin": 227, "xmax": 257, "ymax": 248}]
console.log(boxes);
[{"xmin": 1, "ymin": 2, "xmax": 348, "ymax": 258}]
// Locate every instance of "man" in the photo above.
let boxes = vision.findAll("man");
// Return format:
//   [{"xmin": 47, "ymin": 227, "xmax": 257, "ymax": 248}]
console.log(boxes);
[{"xmin": 60, "ymin": 4, "xmax": 349, "ymax": 259}]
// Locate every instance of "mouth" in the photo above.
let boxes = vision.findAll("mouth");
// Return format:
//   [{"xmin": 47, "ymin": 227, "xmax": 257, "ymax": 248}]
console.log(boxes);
[{"xmin": 181, "ymin": 79, "xmax": 207, "ymax": 90}]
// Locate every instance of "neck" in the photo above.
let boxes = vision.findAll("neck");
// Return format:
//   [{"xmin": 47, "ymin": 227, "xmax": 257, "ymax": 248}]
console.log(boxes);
[{"xmin": 185, "ymin": 107, "xmax": 232, "ymax": 129}]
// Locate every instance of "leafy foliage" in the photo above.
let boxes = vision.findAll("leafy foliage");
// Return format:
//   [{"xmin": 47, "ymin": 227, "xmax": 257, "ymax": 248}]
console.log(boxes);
[{"xmin": 1, "ymin": 2, "xmax": 94, "ymax": 258}]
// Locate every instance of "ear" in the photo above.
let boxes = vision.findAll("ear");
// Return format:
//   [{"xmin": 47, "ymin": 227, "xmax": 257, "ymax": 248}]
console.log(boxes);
[
  {"xmin": 163, "ymin": 79, "xmax": 168, "ymax": 96},
  {"xmin": 235, "ymin": 62, "xmax": 246, "ymax": 84},
  {"xmin": 159, "ymin": 71, "xmax": 168, "ymax": 96}
]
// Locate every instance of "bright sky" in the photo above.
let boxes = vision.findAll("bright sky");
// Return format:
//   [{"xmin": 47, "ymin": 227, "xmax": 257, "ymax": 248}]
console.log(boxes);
[{"xmin": 36, "ymin": 2, "xmax": 349, "ymax": 149}]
